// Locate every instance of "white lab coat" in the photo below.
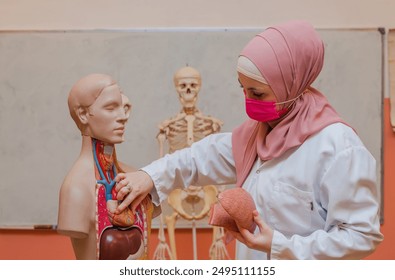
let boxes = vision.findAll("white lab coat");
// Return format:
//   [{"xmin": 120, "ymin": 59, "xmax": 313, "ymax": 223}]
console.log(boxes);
[{"xmin": 143, "ymin": 123, "xmax": 383, "ymax": 259}]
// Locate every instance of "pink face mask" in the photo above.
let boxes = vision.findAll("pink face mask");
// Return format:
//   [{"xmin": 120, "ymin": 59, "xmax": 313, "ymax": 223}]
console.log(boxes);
[
  {"xmin": 245, "ymin": 97, "xmax": 289, "ymax": 122},
  {"xmin": 243, "ymin": 89, "xmax": 306, "ymax": 122}
]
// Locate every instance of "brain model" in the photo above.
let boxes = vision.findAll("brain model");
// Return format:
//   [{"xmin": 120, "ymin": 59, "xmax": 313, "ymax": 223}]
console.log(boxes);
[{"xmin": 209, "ymin": 187, "xmax": 257, "ymax": 234}]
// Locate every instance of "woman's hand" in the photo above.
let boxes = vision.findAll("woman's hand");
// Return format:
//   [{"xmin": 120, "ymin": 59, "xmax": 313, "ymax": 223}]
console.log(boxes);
[
  {"xmin": 114, "ymin": 170, "xmax": 154, "ymax": 214},
  {"xmin": 229, "ymin": 210, "xmax": 274, "ymax": 253}
]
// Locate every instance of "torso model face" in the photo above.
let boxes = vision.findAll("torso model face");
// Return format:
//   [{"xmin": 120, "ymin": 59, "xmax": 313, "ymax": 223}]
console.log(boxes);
[{"xmin": 86, "ymin": 84, "xmax": 128, "ymax": 144}]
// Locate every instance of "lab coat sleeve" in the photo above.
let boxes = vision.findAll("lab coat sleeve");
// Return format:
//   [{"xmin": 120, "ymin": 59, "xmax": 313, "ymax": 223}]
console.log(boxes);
[
  {"xmin": 270, "ymin": 146, "xmax": 383, "ymax": 259},
  {"xmin": 141, "ymin": 133, "xmax": 237, "ymax": 203}
]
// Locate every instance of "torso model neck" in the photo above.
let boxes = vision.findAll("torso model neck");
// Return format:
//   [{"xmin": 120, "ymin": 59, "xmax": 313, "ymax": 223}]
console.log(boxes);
[
  {"xmin": 95, "ymin": 139, "xmax": 115, "ymax": 172},
  {"xmin": 92, "ymin": 138, "xmax": 118, "ymax": 201}
]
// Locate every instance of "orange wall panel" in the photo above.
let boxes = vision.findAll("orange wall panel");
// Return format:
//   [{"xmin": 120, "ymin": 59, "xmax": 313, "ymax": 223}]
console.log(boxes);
[
  {"xmin": 0, "ymin": 228, "xmax": 235, "ymax": 260},
  {"xmin": 365, "ymin": 98, "xmax": 395, "ymax": 259}
]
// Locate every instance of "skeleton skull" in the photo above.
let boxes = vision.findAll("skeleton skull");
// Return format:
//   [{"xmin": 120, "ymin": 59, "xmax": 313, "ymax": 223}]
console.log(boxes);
[{"xmin": 173, "ymin": 66, "xmax": 201, "ymax": 109}]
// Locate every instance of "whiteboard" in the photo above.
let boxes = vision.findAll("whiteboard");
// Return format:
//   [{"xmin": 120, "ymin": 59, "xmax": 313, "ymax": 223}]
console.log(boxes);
[{"xmin": 0, "ymin": 28, "xmax": 383, "ymax": 228}]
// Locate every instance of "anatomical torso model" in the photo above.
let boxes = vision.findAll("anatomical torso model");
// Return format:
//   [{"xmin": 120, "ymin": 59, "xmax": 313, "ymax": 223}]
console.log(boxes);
[{"xmin": 57, "ymin": 74, "xmax": 157, "ymax": 259}]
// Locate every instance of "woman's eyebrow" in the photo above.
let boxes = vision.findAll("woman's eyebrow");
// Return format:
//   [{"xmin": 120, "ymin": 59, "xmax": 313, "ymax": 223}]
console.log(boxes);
[
  {"xmin": 249, "ymin": 85, "xmax": 270, "ymax": 91},
  {"xmin": 238, "ymin": 79, "xmax": 267, "ymax": 91},
  {"xmin": 246, "ymin": 86, "xmax": 265, "ymax": 91}
]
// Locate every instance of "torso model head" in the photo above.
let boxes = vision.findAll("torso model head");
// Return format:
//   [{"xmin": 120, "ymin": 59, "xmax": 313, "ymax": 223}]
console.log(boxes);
[
  {"xmin": 68, "ymin": 73, "xmax": 130, "ymax": 144},
  {"xmin": 173, "ymin": 66, "xmax": 201, "ymax": 112}
]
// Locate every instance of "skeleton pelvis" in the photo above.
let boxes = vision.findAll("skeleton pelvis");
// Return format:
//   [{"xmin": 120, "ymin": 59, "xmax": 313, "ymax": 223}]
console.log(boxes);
[{"xmin": 167, "ymin": 185, "xmax": 218, "ymax": 220}]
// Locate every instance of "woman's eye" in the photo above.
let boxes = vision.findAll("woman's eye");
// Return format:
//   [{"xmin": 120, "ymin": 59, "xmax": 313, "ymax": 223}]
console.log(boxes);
[{"xmin": 252, "ymin": 91, "xmax": 263, "ymax": 97}]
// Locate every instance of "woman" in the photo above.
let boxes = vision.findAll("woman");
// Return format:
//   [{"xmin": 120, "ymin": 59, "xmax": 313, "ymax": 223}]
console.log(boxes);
[{"xmin": 115, "ymin": 20, "xmax": 383, "ymax": 259}]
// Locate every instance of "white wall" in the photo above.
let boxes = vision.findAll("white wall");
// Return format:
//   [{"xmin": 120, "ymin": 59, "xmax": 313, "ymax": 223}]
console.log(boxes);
[{"xmin": 1, "ymin": 0, "xmax": 395, "ymax": 30}]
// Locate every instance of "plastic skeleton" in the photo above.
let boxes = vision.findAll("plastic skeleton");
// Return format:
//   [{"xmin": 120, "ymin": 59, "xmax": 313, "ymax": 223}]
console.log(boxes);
[{"xmin": 153, "ymin": 66, "xmax": 228, "ymax": 260}]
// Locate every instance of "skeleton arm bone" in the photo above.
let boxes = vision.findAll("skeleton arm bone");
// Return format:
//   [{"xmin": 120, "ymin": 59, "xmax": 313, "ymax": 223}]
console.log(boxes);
[{"xmin": 157, "ymin": 132, "xmax": 167, "ymax": 158}]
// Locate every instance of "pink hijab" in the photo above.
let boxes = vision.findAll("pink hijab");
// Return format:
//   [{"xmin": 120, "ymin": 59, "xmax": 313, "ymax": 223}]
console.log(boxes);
[{"xmin": 232, "ymin": 20, "xmax": 346, "ymax": 188}]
